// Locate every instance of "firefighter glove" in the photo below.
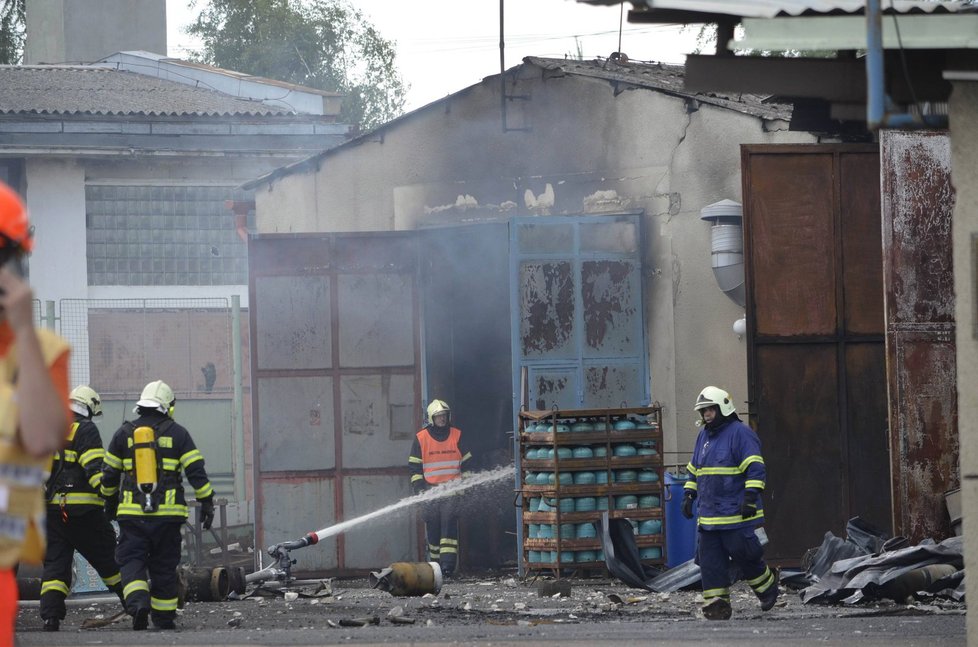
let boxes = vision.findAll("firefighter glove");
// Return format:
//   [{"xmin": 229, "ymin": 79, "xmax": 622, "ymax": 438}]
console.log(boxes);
[
  {"xmin": 103, "ymin": 496, "xmax": 118, "ymax": 522},
  {"xmin": 681, "ymin": 490, "xmax": 696, "ymax": 519},
  {"xmin": 412, "ymin": 480, "xmax": 429, "ymax": 496},
  {"xmin": 741, "ymin": 489, "xmax": 759, "ymax": 519},
  {"xmin": 199, "ymin": 496, "xmax": 215, "ymax": 530}
]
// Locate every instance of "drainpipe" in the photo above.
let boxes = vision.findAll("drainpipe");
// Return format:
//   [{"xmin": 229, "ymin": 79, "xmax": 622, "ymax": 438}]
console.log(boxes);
[
  {"xmin": 231, "ymin": 295, "xmax": 246, "ymax": 505},
  {"xmin": 865, "ymin": 0, "xmax": 947, "ymax": 129}
]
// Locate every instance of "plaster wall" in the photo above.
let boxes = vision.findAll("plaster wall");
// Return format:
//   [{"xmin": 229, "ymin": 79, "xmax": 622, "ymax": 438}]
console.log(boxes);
[
  {"xmin": 949, "ymin": 80, "xmax": 978, "ymax": 643},
  {"xmin": 254, "ymin": 66, "xmax": 814, "ymax": 460}
]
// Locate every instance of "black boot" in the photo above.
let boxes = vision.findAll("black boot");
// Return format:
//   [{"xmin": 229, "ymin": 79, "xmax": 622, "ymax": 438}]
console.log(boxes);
[
  {"xmin": 758, "ymin": 584, "xmax": 780, "ymax": 611},
  {"xmin": 132, "ymin": 607, "xmax": 150, "ymax": 631},
  {"xmin": 703, "ymin": 597, "xmax": 732, "ymax": 620},
  {"xmin": 42, "ymin": 618, "xmax": 60, "ymax": 632}
]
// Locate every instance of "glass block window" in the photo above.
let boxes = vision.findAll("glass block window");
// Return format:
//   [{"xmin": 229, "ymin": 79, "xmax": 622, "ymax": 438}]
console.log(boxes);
[{"xmin": 85, "ymin": 185, "xmax": 255, "ymax": 286}]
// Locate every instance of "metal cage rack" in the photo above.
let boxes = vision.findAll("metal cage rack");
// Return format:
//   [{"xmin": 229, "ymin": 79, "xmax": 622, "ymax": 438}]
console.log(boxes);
[{"xmin": 518, "ymin": 405, "xmax": 665, "ymax": 576}]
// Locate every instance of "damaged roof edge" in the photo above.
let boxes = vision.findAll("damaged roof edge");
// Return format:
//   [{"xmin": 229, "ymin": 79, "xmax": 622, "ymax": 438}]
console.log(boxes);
[{"xmin": 240, "ymin": 56, "xmax": 791, "ymax": 191}]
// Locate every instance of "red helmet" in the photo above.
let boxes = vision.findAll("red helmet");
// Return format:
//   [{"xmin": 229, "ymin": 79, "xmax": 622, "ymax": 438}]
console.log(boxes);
[{"xmin": 0, "ymin": 181, "xmax": 32, "ymax": 253}]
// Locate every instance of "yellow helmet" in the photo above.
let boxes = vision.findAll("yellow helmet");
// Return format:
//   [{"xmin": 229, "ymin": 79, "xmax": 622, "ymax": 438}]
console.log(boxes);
[
  {"xmin": 69, "ymin": 385, "xmax": 102, "ymax": 418},
  {"xmin": 693, "ymin": 386, "xmax": 736, "ymax": 417},
  {"xmin": 426, "ymin": 399, "xmax": 450, "ymax": 422},
  {"xmin": 136, "ymin": 379, "xmax": 175, "ymax": 415}
]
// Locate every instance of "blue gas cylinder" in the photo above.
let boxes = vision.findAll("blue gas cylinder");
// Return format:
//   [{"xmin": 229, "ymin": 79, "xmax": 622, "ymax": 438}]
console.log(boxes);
[{"xmin": 664, "ymin": 471, "xmax": 697, "ymax": 567}]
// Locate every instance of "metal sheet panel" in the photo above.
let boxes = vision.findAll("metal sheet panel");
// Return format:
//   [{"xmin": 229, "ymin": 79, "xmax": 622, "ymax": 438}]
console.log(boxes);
[
  {"xmin": 260, "ymin": 477, "xmax": 337, "ymax": 572},
  {"xmin": 581, "ymin": 260, "xmax": 641, "ymax": 357},
  {"xmin": 255, "ymin": 275, "xmax": 331, "ymax": 370},
  {"xmin": 881, "ymin": 129, "xmax": 958, "ymax": 541},
  {"xmin": 840, "ymin": 153, "xmax": 885, "ymax": 335},
  {"xmin": 747, "ymin": 153, "xmax": 837, "ymax": 337},
  {"xmin": 257, "ymin": 375, "xmax": 335, "ymax": 471},
  {"xmin": 340, "ymin": 374, "xmax": 417, "ymax": 468},
  {"xmin": 341, "ymin": 475, "xmax": 416, "ymax": 569},
  {"xmin": 844, "ymin": 343, "xmax": 892, "ymax": 533},
  {"xmin": 583, "ymin": 362, "xmax": 644, "ymax": 409},
  {"xmin": 756, "ymin": 343, "xmax": 846, "ymax": 560},
  {"xmin": 527, "ymin": 366, "xmax": 580, "ymax": 411},
  {"xmin": 337, "ymin": 273, "xmax": 414, "ymax": 367},
  {"xmin": 519, "ymin": 260, "xmax": 576, "ymax": 360}
]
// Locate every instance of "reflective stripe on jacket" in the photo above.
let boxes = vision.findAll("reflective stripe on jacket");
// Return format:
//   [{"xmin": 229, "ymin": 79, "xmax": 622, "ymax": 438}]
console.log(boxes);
[
  {"xmin": 684, "ymin": 417, "xmax": 766, "ymax": 530},
  {"xmin": 45, "ymin": 417, "xmax": 106, "ymax": 512},
  {"xmin": 416, "ymin": 427, "xmax": 463, "ymax": 484}
]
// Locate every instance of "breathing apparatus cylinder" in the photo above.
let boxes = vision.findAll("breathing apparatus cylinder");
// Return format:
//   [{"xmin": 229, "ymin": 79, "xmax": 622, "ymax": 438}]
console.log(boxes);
[{"xmin": 133, "ymin": 426, "xmax": 158, "ymax": 512}]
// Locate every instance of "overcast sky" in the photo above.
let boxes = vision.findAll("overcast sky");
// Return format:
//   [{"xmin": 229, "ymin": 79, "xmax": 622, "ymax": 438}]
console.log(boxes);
[{"xmin": 166, "ymin": 1, "xmax": 700, "ymax": 112}]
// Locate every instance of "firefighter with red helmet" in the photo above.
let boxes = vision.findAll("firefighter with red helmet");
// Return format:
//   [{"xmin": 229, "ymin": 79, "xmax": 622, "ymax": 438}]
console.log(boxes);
[
  {"xmin": 39, "ymin": 385, "xmax": 124, "ymax": 631},
  {"xmin": 408, "ymin": 399, "xmax": 472, "ymax": 577},
  {"xmin": 101, "ymin": 380, "xmax": 214, "ymax": 631},
  {"xmin": 0, "ymin": 181, "xmax": 72, "ymax": 643}
]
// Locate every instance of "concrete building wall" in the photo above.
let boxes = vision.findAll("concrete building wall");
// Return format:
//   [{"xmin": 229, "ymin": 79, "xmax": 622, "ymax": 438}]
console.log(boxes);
[
  {"xmin": 25, "ymin": 0, "xmax": 166, "ymax": 64},
  {"xmin": 949, "ymin": 80, "xmax": 978, "ymax": 642},
  {"xmin": 254, "ymin": 67, "xmax": 814, "ymax": 458}
]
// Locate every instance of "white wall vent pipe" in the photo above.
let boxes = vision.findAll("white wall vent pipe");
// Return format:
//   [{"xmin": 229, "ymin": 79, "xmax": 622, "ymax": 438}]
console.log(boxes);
[{"xmin": 700, "ymin": 199, "xmax": 745, "ymax": 308}]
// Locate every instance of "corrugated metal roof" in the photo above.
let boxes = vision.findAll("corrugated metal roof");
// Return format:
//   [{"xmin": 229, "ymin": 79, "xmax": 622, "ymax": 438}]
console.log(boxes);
[
  {"xmin": 581, "ymin": 0, "xmax": 972, "ymax": 17},
  {"xmin": 0, "ymin": 65, "xmax": 298, "ymax": 117}
]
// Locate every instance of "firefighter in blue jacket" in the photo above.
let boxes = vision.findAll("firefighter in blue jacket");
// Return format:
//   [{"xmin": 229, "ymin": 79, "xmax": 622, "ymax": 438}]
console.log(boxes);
[
  {"xmin": 101, "ymin": 379, "xmax": 214, "ymax": 631},
  {"xmin": 682, "ymin": 386, "xmax": 778, "ymax": 620},
  {"xmin": 39, "ymin": 386, "xmax": 124, "ymax": 631}
]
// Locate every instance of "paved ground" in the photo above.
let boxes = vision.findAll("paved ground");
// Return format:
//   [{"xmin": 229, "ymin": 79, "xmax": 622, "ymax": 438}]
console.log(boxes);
[{"xmin": 16, "ymin": 573, "xmax": 966, "ymax": 646}]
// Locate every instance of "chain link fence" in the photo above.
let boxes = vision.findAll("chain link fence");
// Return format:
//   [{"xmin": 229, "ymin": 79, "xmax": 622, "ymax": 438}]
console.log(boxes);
[{"xmin": 58, "ymin": 298, "xmax": 244, "ymax": 500}]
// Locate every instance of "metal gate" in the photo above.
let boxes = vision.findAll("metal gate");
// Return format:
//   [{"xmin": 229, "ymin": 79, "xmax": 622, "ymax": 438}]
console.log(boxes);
[
  {"xmin": 249, "ymin": 233, "xmax": 421, "ymax": 575},
  {"xmin": 742, "ymin": 145, "xmax": 891, "ymax": 562}
]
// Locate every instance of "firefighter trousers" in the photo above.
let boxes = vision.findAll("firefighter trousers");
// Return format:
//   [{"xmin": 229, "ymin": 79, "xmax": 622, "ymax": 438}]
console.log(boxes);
[
  {"xmin": 696, "ymin": 525, "xmax": 777, "ymax": 604},
  {"xmin": 116, "ymin": 519, "xmax": 182, "ymax": 624},
  {"xmin": 421, "ymin": 496, "xmax": 459, "ymax": 576},
  {"xmin": 40, "ymin": 508, "xmax": 123, "ymax": 620}
]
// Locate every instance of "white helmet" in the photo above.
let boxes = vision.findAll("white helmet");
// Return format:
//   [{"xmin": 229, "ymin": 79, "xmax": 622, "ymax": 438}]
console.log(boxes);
[
  {"xmin": 69, "ymin": 385, "xmax": 102, "ymax": 418},
  {"xmin": 135, "ymin": 379, "xmax": 175, "ymax": 415},
  {"xmin": 427, "ymin": 399, "xmax": 450, "ymax": 422},
  {"xmin": 693, "ymin": 386, "xmax": 736, "ymax": 417}
]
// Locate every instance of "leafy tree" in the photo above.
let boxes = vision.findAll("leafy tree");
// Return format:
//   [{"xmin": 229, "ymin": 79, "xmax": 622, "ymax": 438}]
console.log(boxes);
[
  {"xmin": 0, "ymin": 0, "xmax": 24, "ymax": 64},
  {"xmin": 188, "ymin": 0, "xmax": 407, "ymax": 131}
]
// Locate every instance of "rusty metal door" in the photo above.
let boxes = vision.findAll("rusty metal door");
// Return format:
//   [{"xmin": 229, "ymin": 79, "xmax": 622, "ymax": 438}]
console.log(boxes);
[
  {"xmin": 742, "ymin": 145, "xmax": 891, "ymax": 562},
  {"xmin": 880, "ymin": 130, "xmax": 958, "ymax": 542},
  {"xmin": 512, "ymin": 215, "xmax": 648, "ymax": 413},
  {"xmin": 249, "ymin": 233, "xmax": 421, "ymax": 575}
]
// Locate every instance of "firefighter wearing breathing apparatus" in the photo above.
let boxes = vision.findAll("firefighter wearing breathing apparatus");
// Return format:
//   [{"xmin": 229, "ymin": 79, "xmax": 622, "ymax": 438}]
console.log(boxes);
[
  {"xmin": 408, "ymin": 399, "xmax": 472, "ymax": 578},
  {"xmin": 39, "ymin": 386, "xmax": 124, "ymax": 631},
  {"xmin": 683, "ymin": 386, "xmax": 778, "ymax": 620},
  {"xmin": 101, "ymin": 379, "xmax": 214, "ymax": 631}
]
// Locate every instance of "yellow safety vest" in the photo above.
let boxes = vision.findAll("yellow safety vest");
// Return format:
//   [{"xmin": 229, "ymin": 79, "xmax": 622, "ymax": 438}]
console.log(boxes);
[{"xmin": 0, "ymin": 329, "xmax": 70, "ymax": 568}]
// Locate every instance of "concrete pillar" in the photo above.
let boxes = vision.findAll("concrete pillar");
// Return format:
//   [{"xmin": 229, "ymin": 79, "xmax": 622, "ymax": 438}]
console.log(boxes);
[
  {"xmin": 25, "ymin": 0, "xmax": 166, "ymax": 64},
  {"xmin": 949, "ymin": 79, "xmax": 978, "ymax": 645}
]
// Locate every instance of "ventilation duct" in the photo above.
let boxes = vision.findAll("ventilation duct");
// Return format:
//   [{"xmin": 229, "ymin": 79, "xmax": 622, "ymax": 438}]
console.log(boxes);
[{"xmin": 700, "ymin": 199, "xmax": 745, "ymax": 308}]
